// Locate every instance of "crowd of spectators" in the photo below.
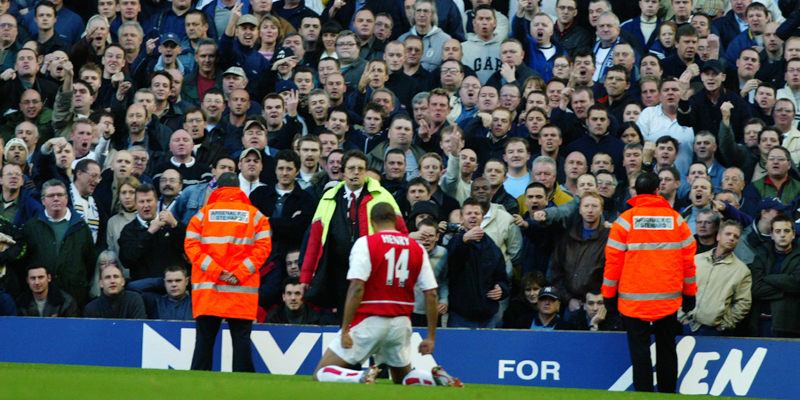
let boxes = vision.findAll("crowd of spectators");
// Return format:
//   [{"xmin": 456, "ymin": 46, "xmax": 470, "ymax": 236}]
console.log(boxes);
[{"xmin": 0, "ymin": 0, "xmax": 798, "ymax": 338}]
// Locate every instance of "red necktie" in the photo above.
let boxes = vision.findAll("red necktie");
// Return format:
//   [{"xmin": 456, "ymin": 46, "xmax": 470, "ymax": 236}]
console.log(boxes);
[{"xmin": 349, "ymin": 192, "xmax": 357, "ymax": 224}]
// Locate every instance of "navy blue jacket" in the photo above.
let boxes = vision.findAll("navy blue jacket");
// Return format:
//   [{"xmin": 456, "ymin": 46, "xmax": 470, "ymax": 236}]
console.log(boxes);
[
  {"xmin": 620, "ymin": 16, "xmax": 662, "ymax": 53},
  {"xmin": 249, "ymin": 183, "xmax": 315, "ymax": 256},
  {"xmin": 202, "ymin": 0, "xmax": 248, "ymax": 38},
  {"xmin": 677, "ymin": 88, "xmax": 753, "ymax": 144},
  {"xmin": 564, "ymin": 133, "xmax": 626, "ymax": 181},
  {"xmin": 272, "ymin": 0, "xmax": 320, "ymax": 30},
  {"xmin": 10, "ymin": 188, "xmax": 44, "ymax": 228},
  {"xmin": 21, "ymin": 6, "xmax": 85, "ymax": 45},
  {"xmin": 713, "ymin": 11, "xmax": 746, "ymax": 49},
  {"xmin": 219, "ymin": 33, "xmax": 272, "ymax": 86},
  {"xmin": 725, "ymin": 29, "xmax": 758, "ymax": 67},
  {"xmin": 127, "ymin": 277, "xmax": 193, "ymax": 320},
  {"xmin": 447, "ymin": 232, "xmax": 510, "ymax": 320}
]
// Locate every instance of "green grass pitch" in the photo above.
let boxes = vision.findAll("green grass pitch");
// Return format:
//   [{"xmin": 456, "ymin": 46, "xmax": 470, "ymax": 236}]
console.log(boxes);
[{"xmin": 0, "ymin": 362, "xmax": 766, "ymax": 400}]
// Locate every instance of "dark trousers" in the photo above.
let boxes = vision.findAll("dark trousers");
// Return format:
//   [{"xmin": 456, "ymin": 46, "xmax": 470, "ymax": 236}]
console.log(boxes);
[
  {"xmin": 191, "ymin": 315, "xmax": 255, "ymax": 372},
  {"xmin": 622, "ymin": 312, "xmax": 680, "ymax": 393}
]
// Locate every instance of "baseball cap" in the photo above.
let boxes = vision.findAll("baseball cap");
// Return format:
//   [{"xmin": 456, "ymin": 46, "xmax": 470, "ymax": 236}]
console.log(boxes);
[
  {"xmin": 276, "ymin": 80, "xmax": 298, "ymax": 94},
  {"xmin": 223, "ymin": 66, "xmax": 247, "ymax": 78},
  {"xmin": 538, "ymin": 286, "xmax": 559, "ymax": 300},
  {"xmin": 160, "ymin": 32, "xmax": 180, "ymax": 46},
  {"xmin": 243, "ymin": 116, "xmax": 267, "ymax": 132},
  {"xmin": 239, "ymin": 147, "xmax": 262, "ymax": 161},
  {"xmin": 701, "ymin": 59, "xmax": 725, "ymax": 74},
  {"xmin": 237, "ymin": 14, "xmax": 259, "ymax": 26},
  {"xmin": 272, "ymin": 46, "xmax": 295, "ymax": 63},
  {"xmin": 758, "ymin": 197, "xmax": 790, "ymax": 213}
]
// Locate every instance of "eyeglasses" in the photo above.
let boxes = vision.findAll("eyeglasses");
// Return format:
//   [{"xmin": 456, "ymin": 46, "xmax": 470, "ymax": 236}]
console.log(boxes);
[
  {"xmin": 185, "ymin": 118, "xmax": 204, "ymax": 124},
  {"xmin": 44, "ymin": 193, "xmax": 67, "ymax": 199},
  {"xmin": 345, "ymin": 166, "xmax": 366, "ymax": 172},
  {"xmin": 336, "ymin": 42, "xmax": 356, "ymax": 48},
  {"xmin": 133, "ymin": 156, "xmax": 149, "ymax": 163},
  {"xmin": 768, "ymin": 156, "xmax": 788, "ymax": 162},
  {"xmin": 597, "ymin": 180, "xmax": 616, "ymax": 186},
  {"xmin": 461, "ymin": 84, "xmax": 480, "ymax": 90},
  {"xmin": 0, "ymin": 23, "xmax": 17, "ymax": 29},
  {"xmin": 722, "ymin": 177, "xmax": 741, "ymax": 182},
  {"xmin": 3, "ymin": 172, "xmax": 21, "ymax": 177},
  {"xmin": 787, "ymin": 69, "xmax": 800, "ymax": 74},
  {"xmin": 441, "ymin": 67, "xmax": 460, "ymax": 75},
  {"xmin": 556, "ymin": 6, "xmax": 576, "ymax": 12}
]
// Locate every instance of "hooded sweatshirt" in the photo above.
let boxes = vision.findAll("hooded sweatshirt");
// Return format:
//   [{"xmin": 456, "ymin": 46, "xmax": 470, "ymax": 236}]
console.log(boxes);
[
  {"xmin": 461, "ymin": 32, "xmax": 503, "ymax": 84},
  {"xmin": 398, "ymin": 25, "xmax": 452, "ymax": 72}
]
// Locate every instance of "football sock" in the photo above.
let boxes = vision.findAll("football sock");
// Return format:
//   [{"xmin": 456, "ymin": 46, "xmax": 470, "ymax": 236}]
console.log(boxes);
[
  {"xmin": 402, "ymin": 369, "xmax": 436, "ymax": 386},
  {"xmin": 315, "ymin": 365, "xmax": 365, "ymax": 383}
]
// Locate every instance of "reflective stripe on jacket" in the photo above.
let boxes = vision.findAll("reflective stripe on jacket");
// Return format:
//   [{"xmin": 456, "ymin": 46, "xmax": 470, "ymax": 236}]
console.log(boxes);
[
  {"xmin": 603, "ymin": 194, "xmax": 698, "ymax": 321},
  {"xmin": 186, "ymin": 187, "xmax": 272, "ymax": 320}
]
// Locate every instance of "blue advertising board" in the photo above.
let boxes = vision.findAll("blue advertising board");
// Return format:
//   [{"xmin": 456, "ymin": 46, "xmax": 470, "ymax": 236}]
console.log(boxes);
[{"xmin": 0, "ymin": 317, "xmax": 797, "ymax": 398}]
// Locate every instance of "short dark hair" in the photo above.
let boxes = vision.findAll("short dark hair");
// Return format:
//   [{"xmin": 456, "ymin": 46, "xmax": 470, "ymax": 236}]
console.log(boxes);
[
  {"xmin": 182, "ymin": 106, "xmax": 206, "ymax": 123},
  {"xmin": 771, "ymin": 213, "xmax": 794, "ymax": 230},
  {"xmin": 768, "ymin": 145, "xmax": 792, "ymax": 162},
  {"xmin": 635, "ymin": 171, "xmax": 660, "ymax": 195},
  {"xmin": 660, "ymin": 166, "xmax": 681, "ymax": 181},
  {"xmin": 185, "ymin": 9, "xmax": 209, "ymax": 24},
  {"xmin": 370, "ymin": 202, "xmax": 397, "ymax": 224},
  {"xmin": 282, "ymin": 276, "xmax": 301, "ymax": 292},
  {"xmin": 342, "ymin": 150, "xmax": 368, "ymax": 168},
  {"xmin": 587, "ymin": 104, "xmax": 609, "ymax": 118},
  {"xmin": 217, "ymin": 172, "xmax": 239, "ymax": 188},
  {"xmin": 75, "ymin": 158, "xmax": 100, "ymax": 174},
  {"xmin": 148, "ymin": 70, "xmax": 173, "ymax": 89},
  {"xmin": 655, "ymin": 135, "xmax": 679, "ymax": 149},
  {"xmin": 164, "ymin": 265, "xmax": 188, "ymax": 277},
  {"xmin": 276, "ymin": 149, "xmax": 301, "ymax": 170},
  {"xmin": 215, "ymin": 156, "xmax": 236, "ymax": 170},
  {"xmin": 606, "ymin": 64, "xmax": 630, "ymax": 82},
  {"xmin": 385, "ymin": 148, "xmax": 406, "ymax": 161},
  {"xmin": 526, "ymin": 182, "xmax": 548, "ymax": 193},
  {"xmin": 35, "ymin": 1, "xmax": 57, "ymax": 16},
  {"xmin": 573, "ymin": 47, "xmax": 595, "ymax": 65},
  {"xmin": 135, "ymin": 183, "xmax": 158, "ymax": 198},
  {"xmin": 675, "ymin": 24, "xmax": 698, "ymax": 42},
  {"xmin": 27, "ymin": 264, "xmax": 50, "ymax": 276},
  {"xmin": 407, "ymin": 177, "xmax": 431, "ymax": 193},
  {"xmin": 461, "ymin": 198, "xmax": 482, "ymax": 211},
  {"xmin": 202, "ymin": 87, "xmax": 224, "ymax": 102}
]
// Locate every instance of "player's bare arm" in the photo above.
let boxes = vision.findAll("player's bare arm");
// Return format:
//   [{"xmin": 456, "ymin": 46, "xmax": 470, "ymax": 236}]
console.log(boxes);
[
  {"xmin": 419, "ymin": 288, "xmax": 438, "ymax": 355},
  {"xmin": 341, "ymin": 279, "xmax": 366, "ymax": 348}
]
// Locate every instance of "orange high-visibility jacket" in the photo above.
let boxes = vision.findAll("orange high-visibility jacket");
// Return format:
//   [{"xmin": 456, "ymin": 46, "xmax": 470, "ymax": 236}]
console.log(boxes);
[
  {"xmin": 186, "ymin": 187, "xmax": 272, "ymax": 320},
  {"xmin": 603, "ymin": 194, "xmax": 697, "ymax": 321}
]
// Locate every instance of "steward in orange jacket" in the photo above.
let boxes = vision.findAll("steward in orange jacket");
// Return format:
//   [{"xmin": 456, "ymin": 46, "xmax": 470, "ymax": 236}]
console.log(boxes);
[
  {"xmin": 602, "ymin": 173, "xmax": 697, "ymax": 394},
  {"xmin": 186, "ymin": 176, "xmax": 272, "ymax": 372},
  {"xmin": 603, "ymin": 194, "xmax": 698, "ymax": 320},
  {"xmin": 186, "ymin": 186, "xmax": 272, "ymax": 319}
]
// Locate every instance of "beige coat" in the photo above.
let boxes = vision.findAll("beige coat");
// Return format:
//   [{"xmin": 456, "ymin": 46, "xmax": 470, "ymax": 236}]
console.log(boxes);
[{"xmin": 678, "ymin": 249, "xmax": 752, "ymax": 329}]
